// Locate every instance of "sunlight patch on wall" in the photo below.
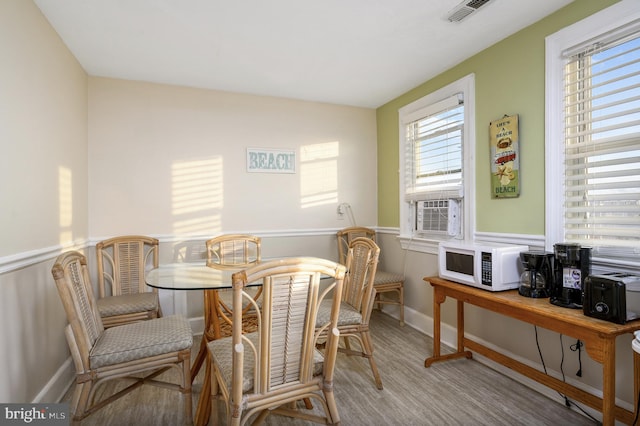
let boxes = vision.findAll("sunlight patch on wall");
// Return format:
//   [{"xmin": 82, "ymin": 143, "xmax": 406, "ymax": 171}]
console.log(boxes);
[
  {"xmin": 171, "ymin": 158, "xmax": 223, "ymax": 235},
  {"xmin": 300, "ymin": 142, "xmax": 339, "ymax": 208},
  {"xmin": 58, "ymin": 166, "xmax": 73, "ymax": 244}
]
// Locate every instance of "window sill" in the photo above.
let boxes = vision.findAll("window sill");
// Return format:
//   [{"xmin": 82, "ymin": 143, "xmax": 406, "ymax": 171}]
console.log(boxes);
[{"xmin": 398, "ymin": 235, "xmax": 444, "ymax": 255}]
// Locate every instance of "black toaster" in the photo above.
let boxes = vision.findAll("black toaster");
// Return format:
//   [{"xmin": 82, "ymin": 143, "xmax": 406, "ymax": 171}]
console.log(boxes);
[{"xmin": 583, "ymin": 273, "xmax": 640, "ymax": 324}]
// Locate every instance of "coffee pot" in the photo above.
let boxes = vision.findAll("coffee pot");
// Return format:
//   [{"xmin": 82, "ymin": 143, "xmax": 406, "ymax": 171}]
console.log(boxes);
[{"xmin": 519, "ymin": 251, "xmax": 554, "ymax": 298}]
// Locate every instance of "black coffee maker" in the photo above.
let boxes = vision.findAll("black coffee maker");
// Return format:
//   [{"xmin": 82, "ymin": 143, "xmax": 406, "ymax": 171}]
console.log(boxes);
[
  {"xmin": 550, "ymin": 243, "xmax": 591, "ymax": 309},
  {"xmin": 519, "ymin": 251, "xmax": 554, "ymax": 298}
]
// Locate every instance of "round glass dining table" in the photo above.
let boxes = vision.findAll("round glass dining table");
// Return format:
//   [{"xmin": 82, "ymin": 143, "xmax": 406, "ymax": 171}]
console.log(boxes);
[
  {"xmin": 146, "ymin": 262, "xmax": 261, "ymax": 426},
  {"xmin": 145, "ymin": 262, "xmax": 263, "ymax": 290}
]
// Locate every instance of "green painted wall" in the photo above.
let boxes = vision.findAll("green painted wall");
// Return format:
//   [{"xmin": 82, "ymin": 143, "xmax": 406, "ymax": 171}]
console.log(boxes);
[{"xmin": 376, "ymin": 0, "xmax": 619, "ymax": 232}]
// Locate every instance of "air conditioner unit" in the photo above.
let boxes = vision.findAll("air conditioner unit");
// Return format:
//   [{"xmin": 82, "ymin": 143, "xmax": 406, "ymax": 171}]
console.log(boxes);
[
  {"xmin": 416, "ymin": 199, "xmax": 461, "ymax": 237},
  {"xmin": 446, "ymin": 0, "xmax": 493, "ymax": 23}
]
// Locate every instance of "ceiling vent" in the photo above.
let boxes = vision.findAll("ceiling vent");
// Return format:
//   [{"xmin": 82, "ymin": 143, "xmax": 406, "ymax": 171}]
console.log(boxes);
[{"xmin": 446, "ymin": 0, "xmax": 493, "ymax": 23}]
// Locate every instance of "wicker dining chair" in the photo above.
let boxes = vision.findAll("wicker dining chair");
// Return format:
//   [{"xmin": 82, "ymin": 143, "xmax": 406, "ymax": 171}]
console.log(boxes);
[
  {"xmin": 321, "ymin": 236, "xmax": 383, "ymax": 390},
  {"xmin": 95, "ymin": 235, "xmax": 161, "ymax": 328},
  {"xmin": 337, "ymin": 226, "xmax": 405, "ymax": 326},
  {"xmin": 51, "ymin": 251, "xmax": 193, "ymax": 425},
  {"xmin": 207, "ymin": 257, "xmax": 346, "ymax": 426},
  {"xmin": 206, "ymin": 234, "xmax": 261, "ymax": 268},
  {"xmin": 205, "ymin": 233, "xmax": 263, "ymax": 322},
  {"xmin": 191, "ymin": 234, "xmax": 263, "ymax": 380}
]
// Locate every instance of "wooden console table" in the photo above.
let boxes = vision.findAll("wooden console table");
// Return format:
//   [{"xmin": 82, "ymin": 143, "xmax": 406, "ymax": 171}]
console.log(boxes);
[{"xmin": 423, "ymin": 276, "xmax": 640, "ymax": 426}]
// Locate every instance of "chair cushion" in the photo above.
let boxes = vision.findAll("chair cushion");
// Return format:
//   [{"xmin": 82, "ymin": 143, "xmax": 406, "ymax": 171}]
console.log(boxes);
[
  {"xmin": 208, "ymin": 332, "xmax": 324, "ymax": 393},
  {"xmin": 90, "ymin": 315, "xmax": 193, "ymax": 369},
  {"xmin": 373, "ymin": 270, "xmax": 404, "ymax": 285},
  {"xmin": 97, "ymin": 292, "xmax": 159, "ymax": 318},
  {"xmin": 316, "ymin": 299, "xmax": 362, "ymax": 327}
]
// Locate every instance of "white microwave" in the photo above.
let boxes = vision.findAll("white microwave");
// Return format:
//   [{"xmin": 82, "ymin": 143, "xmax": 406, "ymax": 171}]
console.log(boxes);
[{"xmin": 438, "ymin": 241, "xmax": 528, "ymax": 291}]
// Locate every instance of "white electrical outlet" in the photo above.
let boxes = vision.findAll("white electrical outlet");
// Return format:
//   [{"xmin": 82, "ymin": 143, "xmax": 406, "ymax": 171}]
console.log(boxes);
[{"xmin": 337, "ymin": 204, "xmax": 345, "ymax": 220}]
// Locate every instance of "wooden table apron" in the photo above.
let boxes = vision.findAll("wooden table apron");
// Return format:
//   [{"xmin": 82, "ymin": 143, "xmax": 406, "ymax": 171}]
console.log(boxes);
[{"xmin": 423, "ymin": 276, "xmax": 640, "ymax": 426}]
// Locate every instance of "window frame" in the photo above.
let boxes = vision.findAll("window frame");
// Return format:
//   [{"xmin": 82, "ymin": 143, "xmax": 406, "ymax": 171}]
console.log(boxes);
[
  {"xmin": 545, "ymin": 0, "xmax": 640, "ymax": 271},
  {"xmin": 398, "ymin": 74, "xmax": 476, "ymax": 253}
]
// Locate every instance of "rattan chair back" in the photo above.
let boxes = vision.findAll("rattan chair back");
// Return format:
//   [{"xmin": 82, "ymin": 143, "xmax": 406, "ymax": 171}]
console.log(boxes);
[
  {"xmin": 342, "ymin": 237, "xmax": 380, "ymax": 321},
  {"xmin": 337, "ymin": 226, "xmax": 376, "ymax": 265},
  {"xmin": 205, "ymin": 234, "xmax": 263, "ymax": 319},
  {"xmin": 207, "ymin": 257, "xmax": 346, "ymax": 426},
  {"xmin": 95, "ymin": 235, "xmax": 161, "ymax": 327},
  {"xmin": 337, "ymin": 226, "xmax": 405, "ymax": 326},
  {"xmin": 97, "ymin": 235, "xmax": 159, "ymax": 296},
  {"xmin": 206, "ymin": 234, "xmax": 261, "ymax": 268}
]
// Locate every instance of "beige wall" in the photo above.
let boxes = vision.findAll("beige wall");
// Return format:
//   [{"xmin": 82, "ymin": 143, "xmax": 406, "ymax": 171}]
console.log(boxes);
[
  {"xmin": 87, "ymin": 79, "xmax": 378, "ymax": 330},
  {"xmin": 0, "ymin": 0, "xmax": 88, "ymax": 255},
  {"xmin": 0, "ymin": 0, "xmax": 88, "ymax": 403},
  {"xmin": 88, "ymin": 77, "xmax": 377, "ymax": 238}
]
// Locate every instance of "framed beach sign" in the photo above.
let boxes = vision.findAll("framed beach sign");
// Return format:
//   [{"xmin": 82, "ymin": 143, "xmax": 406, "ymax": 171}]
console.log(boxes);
[
  {"xmin": 246, "ymin": 148, "xmax": 296, "ymax": 174},
  {"xmin": 490, "ymin": 114, "xmax": 520, "ymax": 198}
]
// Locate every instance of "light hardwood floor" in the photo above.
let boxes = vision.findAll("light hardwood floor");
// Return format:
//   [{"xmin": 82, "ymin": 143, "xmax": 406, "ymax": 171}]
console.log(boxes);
[{"xmin": 62, "ymin": 311, "xmax": 595, "ymax": 425}]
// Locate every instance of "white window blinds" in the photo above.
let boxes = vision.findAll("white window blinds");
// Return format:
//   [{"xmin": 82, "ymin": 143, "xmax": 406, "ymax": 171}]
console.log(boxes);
[
  {"xmin": 404, "ymin": 94, "xmax": 464, "ymax": 201},
  {"xmin": 562, "ymin": 25, "xmax": 640, "ymax": 259}
]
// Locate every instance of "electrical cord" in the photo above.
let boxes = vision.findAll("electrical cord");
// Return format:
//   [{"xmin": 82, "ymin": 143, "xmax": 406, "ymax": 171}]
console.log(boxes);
[
  {"xmin": 570, "ymin": 339, "xmax": 583, "ymax": 377},
  {"xmin": 560, "ymin": 334, "xmax": 567, "ymax": 384},
  {"xmin": 534, "ymin": 326, "xmax": 599, "ymax": 424},
  {"xmin": 345, "ymin": 203, "xmax": 356, "ymax": 227},
  {"xmin": 558, "ymin": 334, "xmax": 599, "ymax": 423},
  {"xmin": 535, "ymin": 325, "xmax": 548, "ymax": 374}
]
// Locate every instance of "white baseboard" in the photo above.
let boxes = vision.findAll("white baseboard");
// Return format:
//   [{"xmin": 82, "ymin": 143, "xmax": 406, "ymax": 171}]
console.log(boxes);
[
  {"xmin": 190, "ymin": 316, "xmax": 205, "ymax": 336},
  {"xmin": 36, "ymin": 358, "xmax": 75, "ymax": 404}
]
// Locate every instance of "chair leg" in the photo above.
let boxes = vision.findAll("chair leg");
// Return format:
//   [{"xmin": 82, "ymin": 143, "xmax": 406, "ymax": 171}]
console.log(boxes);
[
  {"xmin": 303, "ymin": 398, "xmax": 314, "ymax": 409},
  {"xmin": 361, "ymin": 331, "xmax": 383, "ymax": 390},
  {"xmin": 182, "ymin": 352, "xmax": 193, "ymax": 426},
  {"xmin": 71, "ymin": 380, "xmax": 92, "ymax": 422},
  {"xmin": 230, "ymin": 414, "xmax": 241, "ymax": 426},
  {"xmin": 209, "ymin": 364, "xmax": 220, "ymax": 426},
  {"xmin": 253, "ymin": 409, "xmax": 270, "ymax": 425},
  {"xmin": 374, "ymin": 284, "xmax": 405, "ymax": 326},
  {"xmin": 398, "ymin": 285, "xmax": 405, "ymax": 327},
  {"xmin": 323, "ymin": 387, "xmax": 341, "ymax": 425},
  {"xmin": 343, "ymin": 336, "xmax": 352, "ymax": 353}
]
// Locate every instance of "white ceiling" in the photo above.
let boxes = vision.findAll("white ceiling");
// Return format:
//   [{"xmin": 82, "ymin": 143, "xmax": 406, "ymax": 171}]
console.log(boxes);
[{"xmin": 34, "ymin": 0, "xmax": 574, "ymax": 108}]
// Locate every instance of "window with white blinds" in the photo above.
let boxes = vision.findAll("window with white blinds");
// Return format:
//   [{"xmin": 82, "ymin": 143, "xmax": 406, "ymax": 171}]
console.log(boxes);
[
  {"xmin": 561, "ymin": 22, "xmax": 640, "ymax": 260},
  {"xmin": 404, "ymin": 94, "xmax": 464, "ymax": 202},
  {"xmin": 398, "ymin": 74, "xmax": 474, "ymax": 247}
]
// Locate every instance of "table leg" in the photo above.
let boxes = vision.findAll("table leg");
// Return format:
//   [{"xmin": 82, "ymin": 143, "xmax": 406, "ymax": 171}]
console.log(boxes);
[
  {"xmin": 194, "ymin": 353, "xmax": 212, "ymax": 426},
  {"xmin": 602, "ymin": 339, "xmax": 616, "ymax": 426},
  {"xmin": 191, "ymin": 336, "xmax": 208, "ymax": 381},
  {"xmin": 456, "ymin": 300, "xmax": 465, "ymax": 352},
  {"xmin": 424, "ymin": 288, "xmax": 443, "ymax": 366},
  {"xmin": 192, "ymin": 290, "xmax": 224, "ymax": 380},
  {"xmin": 193, "ymin": 289, "xmax": 224, "ymax": 426},
  {"xmin": 425, "ymin": 286, "xmax": 472, "ymax": 367}
]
